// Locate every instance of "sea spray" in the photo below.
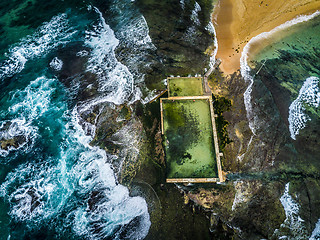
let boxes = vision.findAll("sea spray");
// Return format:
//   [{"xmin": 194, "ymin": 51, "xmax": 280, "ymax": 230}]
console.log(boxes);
[{"xmin": 240, "ymin": 11, "xmax": 320, "ymax": 135}]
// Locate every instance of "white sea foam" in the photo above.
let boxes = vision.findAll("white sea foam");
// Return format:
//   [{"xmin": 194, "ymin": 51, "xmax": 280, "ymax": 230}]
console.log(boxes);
[
  {"xmin": 180, "ymin": 0, "xmax": 185, "ymax": 10},
  {"xmin": 84, "ymin": 7, "xmax": 134, "ymax": 106},
  {"xmin": 274, "ymin": 183, "xmax": 308, "ymax": 239},
  {"xmin": 0, "ymin": 14, "xmax": 75, "ymax": 79},
  {"xmin": 310, "ymin": 219, "xmax": 320, "ymax": 240},
  {"xmin": 81, "ymin": 5, "xmax": 156, "ymax": 110},
  {"xmin": 184, "ymin": 2, "xmax": 203, "ymax": 45},
  {"xmin": 288, "ymin": 76, "xmax": 320, "ymax": 140},
  {"xmin": 76, "ymin": 50, "xmax": 89, "ymax": 57},
  {"xmin": 116, "ymin": 13, "xmax": 156, "ymax": 85},
  {"xmin": 0, "ymin": 76, "xmax": 57, "ymax": 157},
  {"xmin": 109, "ymin": 122, "xmax": 143, "ymax": 176},
  {"xmin": 9, "ymin": 76, "xmax": 57, "ymax": 119},
  {"xmin": 140, "ymin": 89, "xmax": 158, "ymax": 104},
  {"xmin": 49, "ymin": 57, "xmax": 63, "ymax": 71},
  {"xmin": 63, "ymin": 109, "xmax": 151, "ymax": 239},
  {"xmin": 118, "ymin": 14, "xmax": 155, "ymax": 48},
  {"xmin": 0, "ymin": 6, "xmax": 152, "ymax": 239},
  {"xmin": 184, "ymin": 26, "xmax": 198, "ymax": 45},
  {"xmin": 108, "ymin": 3, "xmax": 156, "ymax": 97},
  {"xmin": 0, "ymin": 118, "xmax": 35, "ymax": 157},
  {"xmin": 240, "ymin": 11, "xmax": 320, "ymax": 134},
  {"xmin": 191, "ymin": 2, "xmax": 201, "ymax": 26},
  {"xmin": 0, "ymin": 107, "xmax": 151, "ymax": 239},
  {"xmin": 205, "ymin": 18, "xmax": 218, "ymax": 68}
]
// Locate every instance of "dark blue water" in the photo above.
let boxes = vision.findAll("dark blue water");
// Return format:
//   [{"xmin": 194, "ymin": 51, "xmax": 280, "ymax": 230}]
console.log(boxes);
[{"xmin": 0, "ymin": 1, "xmax": 154, "ymax": 239}]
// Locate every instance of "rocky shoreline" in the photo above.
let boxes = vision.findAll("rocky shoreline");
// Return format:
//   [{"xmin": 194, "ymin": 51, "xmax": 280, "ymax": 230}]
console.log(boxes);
[{"xmin": 84, "ymin": 1, "xmax": 320, "ymax": 239}]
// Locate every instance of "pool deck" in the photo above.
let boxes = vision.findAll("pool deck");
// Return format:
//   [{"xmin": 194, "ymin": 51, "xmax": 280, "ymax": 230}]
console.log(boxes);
[{"xmin": 160, "ymin": 77, "xmax": 224, "ymax": 183}]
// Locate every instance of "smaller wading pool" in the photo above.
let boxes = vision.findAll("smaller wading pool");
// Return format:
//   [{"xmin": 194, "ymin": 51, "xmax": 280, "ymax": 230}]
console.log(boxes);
[{"xmin": 168, "ymin": 77, "xmax": 203, "ymax": 97}]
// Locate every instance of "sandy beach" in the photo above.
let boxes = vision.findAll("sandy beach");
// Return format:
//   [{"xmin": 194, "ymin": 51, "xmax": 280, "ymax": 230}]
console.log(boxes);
[{"xmin": 213, "ymin": 0, "xmax": 320, "ymax": 75}]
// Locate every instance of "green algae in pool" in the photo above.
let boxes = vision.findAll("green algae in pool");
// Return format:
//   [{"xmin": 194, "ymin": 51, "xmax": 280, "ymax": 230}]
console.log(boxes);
[
  {"xmin": 162, "ymin": 99, "xmax": 217, "ymax": 179},
  {"xmin": 168, "ymin": 77, "xmax": 203, "ymax": 97}
]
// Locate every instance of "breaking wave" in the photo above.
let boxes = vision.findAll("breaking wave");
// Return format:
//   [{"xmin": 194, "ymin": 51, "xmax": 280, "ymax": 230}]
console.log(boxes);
[
  {"xmin": 80, "ymin": 5, "xmax": 156, "ymax": 111},
  {"xmin": 84, "ymin": 7, "xmax": 134, "ymax": 106},
  {"xmin": 206, "ymin": 19, "xmax": 218, "ymax": 68},
  {"xmin": 288, "ymin": 76, "xmax": 320, "ymax": 139},
  {"xmin": 0, "ymin": 107, "xmax": 151, "ymax": 239},
  {"xmin": 0, "ymin": 6, "xmax": 153, "ymax": 239},
  {"xmin": 273, "ymin": 183, "xmax": 308, "ymax": 239},
  {"xmin": 0, "ymin": 76, "xmax": 58, "ymax": 157},
  {"xmin": 0, "ymin": 14, "xmax": 75, "ymax": 80}
]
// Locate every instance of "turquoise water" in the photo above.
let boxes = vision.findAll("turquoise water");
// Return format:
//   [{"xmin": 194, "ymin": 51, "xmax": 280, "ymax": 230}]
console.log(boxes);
[
  {"xmin": 241, "ymin": 14, "xmax": 320, "ymax": 238},
  {"xmin": 247, "ymin": 15, "xmax": 320, "ymax": 140},
  {"xmin": 0, "ymin": 0, "xmax": 215, "ymax": 239},
  {"xmin": 0, "ymin": 1, "xmax": 154, "ymax": 239}
]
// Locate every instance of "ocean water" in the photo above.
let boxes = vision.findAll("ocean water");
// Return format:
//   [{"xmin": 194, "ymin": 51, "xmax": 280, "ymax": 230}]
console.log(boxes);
[
  {"xmin": 0, "ymin": 1, "xmax": 153, "ymax": 239},
  {"xmin": 240, "ymin": 13, "xmax": 320, "ymax": 238},
  {"xmin": 241, "ymin": 13, "xmax": 320, "ymax": 139},
  {"xmin": 0, "ymin": 0, "xmax": 215, "ymax": 239}
]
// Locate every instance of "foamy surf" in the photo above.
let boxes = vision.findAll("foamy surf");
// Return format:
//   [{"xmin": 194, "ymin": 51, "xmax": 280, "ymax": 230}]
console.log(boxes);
[
  {"xmin": 0, "ymin": 76, "xmax": 58, "ymax": 157},
  {"xmin": 273, "ymin": 183, "xmax": 308, "ymax": 239},
  {"xmin": 191, "ymin": 2, "xmax": 201, "ymax": 26},
  {"xmin": 50, "ymin": 57, "xmax": 63, "ymax": 71},
  {"xmin": 0, "ymin": 2, "xmax": 158, "ymax": 238},
  {"xmin": 81, "ymin": 6, "xmax": 156, "ymax": 110},
  {"xmin": 240, "ymin": 11, "xmax": 320, "ymax": 135},
  {"xmin": 310, "ymin": 219, "xmax": 320, "ymax": 240},
  {"xmin": 206, "ymin": 18, "xmax": 218, "ymax": 68},
  {"xmin": 83, "ymin": 7, "xmax": 134, "ymax": 107},
  {"xmin": 0, "ymin": 107, "xmax": 151, "ymax": 239},
  {"xmin": 0, "ymin": 14, "xmax": 75, "ymax": 80},
  {"xmin": 288, "ymin": 76, "xmax": 320, "ymax": 140}
]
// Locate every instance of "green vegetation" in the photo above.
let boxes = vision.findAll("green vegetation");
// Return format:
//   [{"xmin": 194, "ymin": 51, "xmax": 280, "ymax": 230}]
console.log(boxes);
[
  {"xmin": 212, "ymin": 95, "xmax": 232, "ymax": 151},
  {"xmin": 162, "ymin": 99, "xmax": 217, "ymax": 178},
  {"xmin": 168, "ymin": 77, "xmax": 203, "ymax": 97}
]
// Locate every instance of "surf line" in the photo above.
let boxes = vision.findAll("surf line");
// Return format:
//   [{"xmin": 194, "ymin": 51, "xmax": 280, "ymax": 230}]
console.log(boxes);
[{"xmin": 240, "ymin": 10, "xmax": 320, "ymax": 135}]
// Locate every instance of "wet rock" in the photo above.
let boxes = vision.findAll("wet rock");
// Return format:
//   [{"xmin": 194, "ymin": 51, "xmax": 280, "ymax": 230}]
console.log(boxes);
[
  {"xmin": 209, "ymin": 213, "xmax": 219, "ymax": 231},
  {"xmin": 231, "ymin": 182, "xmax": 285, "ymax": 239},
  {"xmin": 0, "ymin": 135, "xmax": 26, "ymax": 150}
]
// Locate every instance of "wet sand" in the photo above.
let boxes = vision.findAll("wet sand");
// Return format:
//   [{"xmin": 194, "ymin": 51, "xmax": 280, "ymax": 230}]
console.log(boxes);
[{"xmin": 213, "ymin": 0, "xmax": 320, "ymax": 75}]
